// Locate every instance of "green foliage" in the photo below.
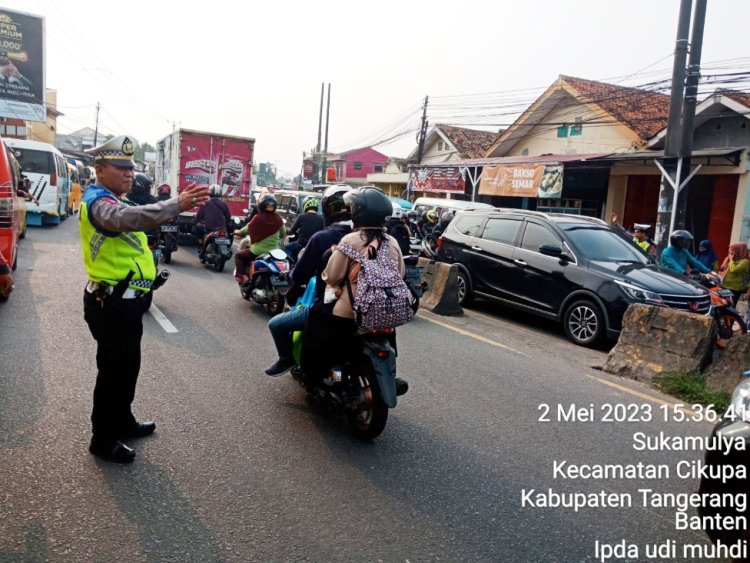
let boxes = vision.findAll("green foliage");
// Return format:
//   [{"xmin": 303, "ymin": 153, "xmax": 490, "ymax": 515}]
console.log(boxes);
[
  {"xmin": 133, "ymin": 142, "xmax": 155, "ymax": 163},
  {"xmin": 653, "ymin": 370, "xmax": 731, "ymax": 411}
]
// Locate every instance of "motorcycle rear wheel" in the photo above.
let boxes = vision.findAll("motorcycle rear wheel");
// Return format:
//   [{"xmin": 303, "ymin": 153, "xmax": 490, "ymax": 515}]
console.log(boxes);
[
  {"xmin": 163, "ymin": 251, "xmax": 172, "ymax": 264},
  {"xmin": 346, "ymin": 367, "xmax": 388, "ymax": 440},
  {"xmin": 267, "ymin": 291, "xmax": 285, "ymax": 316},
  {"xmin": 215, "ymin": 257, "xmax": 226, "ymax": 272},
  {"xmin": 714, "ymin": 310, "xmax": 747, "ymax": 349}
]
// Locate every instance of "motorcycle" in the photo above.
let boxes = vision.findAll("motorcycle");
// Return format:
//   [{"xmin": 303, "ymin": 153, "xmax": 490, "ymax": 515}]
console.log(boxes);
[
  {"xmin": 236, "ymin": 248, "xmax": 291, "ymax": 315},
  {"xmin": 420, "ymin": 233, "xmax": 441, "ymax": 260},
  {"xmin": 158, "ymin": 218, "xmax": 179, "ymax": 264},
  {"xmin": 694, "ymin": 272, "xmax": 748, "ymax": 349},
  {"xmin": 290, "ymin": 329, "xmax": 408, "ymax": 440},
  {"xmin": 403, "ymin": 254, "xmax": 427, "ymax": 299},
  {"xmin": 199, "ymin": 229, "xmax": 233, "ymax": 272}
]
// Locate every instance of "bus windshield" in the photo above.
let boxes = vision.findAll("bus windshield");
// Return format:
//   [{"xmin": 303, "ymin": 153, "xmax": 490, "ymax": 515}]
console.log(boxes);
[{"xmin": 14, "ymin": 149, "xmax": 54, "ymax": 175}]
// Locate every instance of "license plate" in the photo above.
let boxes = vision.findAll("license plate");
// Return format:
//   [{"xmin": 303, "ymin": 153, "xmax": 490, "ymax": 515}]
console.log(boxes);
[
  {"xmin": 215, "ymin": 238, "xmax": 231, "ymax": 245},
  {"xmin": 161, "ymin": 225, "xmax": 179, "ymax": 232}
]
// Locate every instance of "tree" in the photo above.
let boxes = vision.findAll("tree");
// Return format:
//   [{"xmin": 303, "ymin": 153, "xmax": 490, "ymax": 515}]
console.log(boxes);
[{"xmin": 134, "ymin": 142, "xmax": 155, "ymax": 163}]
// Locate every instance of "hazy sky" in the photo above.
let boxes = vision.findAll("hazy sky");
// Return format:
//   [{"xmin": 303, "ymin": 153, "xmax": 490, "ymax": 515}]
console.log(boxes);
[{"xmin": 7, "ymin": 0, "xmax": 750, "ymax": 176}]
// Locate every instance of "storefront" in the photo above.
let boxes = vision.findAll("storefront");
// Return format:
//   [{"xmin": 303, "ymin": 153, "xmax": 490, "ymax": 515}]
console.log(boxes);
[
  {"xmin": 603, "ymin": 148, "xmax": 748, "ymax": 258},
  {"xmin": 407, "ymin": 154, "xmax": 612, "ymax": 218}
]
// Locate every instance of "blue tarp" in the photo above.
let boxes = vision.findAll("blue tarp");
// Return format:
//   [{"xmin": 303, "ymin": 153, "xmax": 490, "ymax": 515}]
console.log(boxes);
[{"xmin": 389, "ymin": 197, "xmax": 413, "ymax": 209}]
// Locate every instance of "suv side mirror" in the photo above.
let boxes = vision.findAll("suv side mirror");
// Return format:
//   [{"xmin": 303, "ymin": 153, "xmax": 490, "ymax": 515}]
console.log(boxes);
[{"xmin": 539, "ymin": 244, "xmax": 572, "ymax": 262}]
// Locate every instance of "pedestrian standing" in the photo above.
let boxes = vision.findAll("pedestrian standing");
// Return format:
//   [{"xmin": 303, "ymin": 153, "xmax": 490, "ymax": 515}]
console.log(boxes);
[{"xmin": 80, "ymin": 135, "xmax": 210, "ymax": 463}]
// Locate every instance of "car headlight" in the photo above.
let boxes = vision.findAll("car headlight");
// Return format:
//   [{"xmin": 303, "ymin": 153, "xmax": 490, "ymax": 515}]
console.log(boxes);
[
  {"xmin": 730, "ymin": 377, "xmax": 750, "ymax": 423},
  {"xmin": 614, "ymin": 280, "xmax": 664, "ymax": 305}
]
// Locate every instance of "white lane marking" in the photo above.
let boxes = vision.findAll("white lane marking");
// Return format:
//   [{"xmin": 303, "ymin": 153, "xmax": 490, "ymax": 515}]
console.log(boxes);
[{"xmin": 148, "ymin": 304, "xmax": 179, "ymax": 333}]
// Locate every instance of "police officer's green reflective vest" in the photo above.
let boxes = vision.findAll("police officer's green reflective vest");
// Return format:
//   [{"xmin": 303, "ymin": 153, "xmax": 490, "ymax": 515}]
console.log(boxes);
[
  {"xmin": 634, "ymin": 237, "xmax": 651, "ymax": 253},
  {"xmin": 79, "ymin": 185, "xmax": 156, "ymax": 289}
]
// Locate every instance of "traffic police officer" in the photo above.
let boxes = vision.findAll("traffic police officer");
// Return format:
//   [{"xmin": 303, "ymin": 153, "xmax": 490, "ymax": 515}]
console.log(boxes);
[
  {"xmin": 80, "ymin": 135, "xmax": 209, "ymax": 463},
  {"xmin": 632, "ymin": 223, "xmax": 656, "ymax": 256}
]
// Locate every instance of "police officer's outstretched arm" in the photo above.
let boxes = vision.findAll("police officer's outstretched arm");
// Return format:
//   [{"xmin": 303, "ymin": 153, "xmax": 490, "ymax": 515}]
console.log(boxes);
[{"xmin": 92, "ymin": 183, "xmax": 210, "ymax": 233}]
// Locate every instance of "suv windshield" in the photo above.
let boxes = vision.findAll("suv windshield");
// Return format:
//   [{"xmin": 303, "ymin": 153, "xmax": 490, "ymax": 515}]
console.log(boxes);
[{"xmin": 562, "ymin": 225, "xmax": 648, "ymax": 263}]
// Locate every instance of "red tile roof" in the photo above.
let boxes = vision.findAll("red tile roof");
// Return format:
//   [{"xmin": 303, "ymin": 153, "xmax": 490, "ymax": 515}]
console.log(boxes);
[
  {"xmin": 719, "ymin": 89, "xmax": 750, "ymax": 108},
  {"xmin": 560, "ymin": 75, "xmax": 671, "ymax": 139},
  {"xmin": 437, "ymin": 124, "xmax": 502, "ymax": 158}
]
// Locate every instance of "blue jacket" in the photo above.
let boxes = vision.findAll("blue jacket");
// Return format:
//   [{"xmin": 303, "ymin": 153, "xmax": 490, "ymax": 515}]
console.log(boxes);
[
  {"xmin": 660, "ymin": 245, "xmax": 711, "ymax": 275},
  {"xmin": 287, "ymin": 222, "xmax": 352, "ymax": 305}
]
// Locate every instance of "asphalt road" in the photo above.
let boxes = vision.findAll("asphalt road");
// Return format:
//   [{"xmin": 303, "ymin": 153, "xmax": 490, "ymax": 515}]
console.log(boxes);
[{"xmin": 0, "ymin": 218, "xmax": 720, "ymax": 562}]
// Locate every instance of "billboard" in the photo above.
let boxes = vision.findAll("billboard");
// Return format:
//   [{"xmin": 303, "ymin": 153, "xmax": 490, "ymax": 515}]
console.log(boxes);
[
  {"xmin": 408, "ymin": 166, "xmax": 466, "ymax": 193},
  {"xmin": 0, "ymin": 9, "xmax": 45, "ymax": 122},
  {"xmin": 478, "ymin": 164, "xmax": 564, "ymax": 198}
]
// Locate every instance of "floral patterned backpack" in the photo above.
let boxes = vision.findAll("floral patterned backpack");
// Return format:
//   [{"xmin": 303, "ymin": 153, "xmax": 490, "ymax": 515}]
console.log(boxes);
[{"xmin": 337, "ymin": 238, "xmax": 415, "ymax": 331}]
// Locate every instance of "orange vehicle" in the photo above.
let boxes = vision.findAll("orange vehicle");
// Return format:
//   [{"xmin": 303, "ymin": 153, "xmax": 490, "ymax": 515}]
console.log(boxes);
[
  {"xmin": 66, "ymin": 162, "xmax": 83, "ymax": 214},
  {"xmin": 0, "ymin": 136, "xmax": 23, "ymax": 279}
]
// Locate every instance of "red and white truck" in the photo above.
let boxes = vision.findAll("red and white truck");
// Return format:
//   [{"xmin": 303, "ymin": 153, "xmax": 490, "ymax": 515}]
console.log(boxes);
[{"xmin": 154, "ymin": 128, "xmax": 255, "ymax": 233}]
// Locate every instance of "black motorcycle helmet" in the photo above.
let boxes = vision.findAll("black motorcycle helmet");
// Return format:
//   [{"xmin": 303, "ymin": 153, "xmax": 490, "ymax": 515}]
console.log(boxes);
[
  {"xmin": 669, "ymin": 229, "xmax": 694, "ymax": 250},
  {"xmin": 321, "ymin": 185, "xmax": 352, "ymax": 225},
  {"xmin": 344, "ymin": 186, "xmax": 393, "ymax": 229},
  {"xmin": 258, "ymin": 193, "xmax": 277, "ymax": 213},
  {"xmin": 132, "ymin": 173, "xmax": 153, "ymax": 194},
  {"xmin": 407, "ymin": 210, "xmax": 418, "ymax": 220}
]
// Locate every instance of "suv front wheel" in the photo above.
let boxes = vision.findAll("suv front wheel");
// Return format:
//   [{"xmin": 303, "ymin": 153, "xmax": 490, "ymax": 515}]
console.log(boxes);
[{"xmin": 563, "ymin": 299, "xmax": 604, "ymax": 346}]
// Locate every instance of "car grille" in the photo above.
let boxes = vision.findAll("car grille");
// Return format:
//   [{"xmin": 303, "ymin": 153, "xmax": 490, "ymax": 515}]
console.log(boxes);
[{"xmin": 660, "ymin": 293, "xmax": 711, "ymax": 315}]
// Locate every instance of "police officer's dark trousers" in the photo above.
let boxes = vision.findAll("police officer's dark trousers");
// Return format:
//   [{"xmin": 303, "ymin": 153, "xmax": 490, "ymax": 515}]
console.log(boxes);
[{"xmin": 83, "ymin": 290, "xmax": 152, "ymax": 441}]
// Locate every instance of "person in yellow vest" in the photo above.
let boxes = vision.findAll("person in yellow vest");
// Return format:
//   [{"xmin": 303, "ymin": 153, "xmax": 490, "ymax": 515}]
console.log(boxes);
[
  {"xmin": 632, "ymin": 224, "xmax": 656, "ymax": 256},
  {"xmin": 80, "ymin": 135, "xmax": 209, "ymax": 463}
]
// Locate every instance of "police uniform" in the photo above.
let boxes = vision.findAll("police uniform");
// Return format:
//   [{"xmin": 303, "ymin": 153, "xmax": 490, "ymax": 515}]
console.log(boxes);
[
  {"xmin": 632, "ymin": 223, "xmax": 655, "ymax": 255},
  {"xmin": 80, "ymin": 135, "xmax": 181, "ymax": 463}
]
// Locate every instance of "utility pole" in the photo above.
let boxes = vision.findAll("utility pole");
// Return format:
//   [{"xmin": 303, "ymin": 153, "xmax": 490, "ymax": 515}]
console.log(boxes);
[
  {"xmin": 673, "ymin": 0, "xmax": 707, "ymax": 230},
  {"xmin": 323, "ymin": 83, "xmax": 331, "ymax": 183},
  {"xmin": 416, "ymin": 96, "xmax": 429, "ymax": 164},
  {"xmin": 93, "ymin": 101, "xmax": 100, "ymax": 146},
  {"xmin": 654, "ymin": 0, "xmax": 692, "ymax": 256},
  {"xmin": 316, "ymin": 83, "xmax": 324, "ymax": 183}
]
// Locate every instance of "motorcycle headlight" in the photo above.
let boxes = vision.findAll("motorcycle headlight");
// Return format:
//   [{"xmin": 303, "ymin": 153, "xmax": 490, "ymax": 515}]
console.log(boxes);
[
  {"xmin": 730, "ymin": 378, "xmax": 750, "ymax": 423},
  {"xmin": 614, "ymin": 280, "xmax": 664, "ymax": 305}
]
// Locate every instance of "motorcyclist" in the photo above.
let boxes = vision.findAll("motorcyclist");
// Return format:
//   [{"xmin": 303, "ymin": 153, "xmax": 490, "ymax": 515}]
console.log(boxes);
[
  {"xmin": 386, "ymin": 207, "xmax": 412, "ymax": 256},
  {"xmin": 660, "ymin": 230, "xmax": 712, "ymax": 276},
  {"xmin": 418, "ymin": 209, "xmax": 438, "ymax": 236},
  {"xmin": 156, "ymin": 183, "xmax": 172, "ymax": 202},
  {"xmin": 406, "ymin": 210, "xmax": 422, "ymax": 240},
  {"xmin": 264, "ymin": 186, "xmax": 353, "ymax": 376},
  {"xmin": 285, "ymin": 196, "xmax": 324, "ymax": 261},
  {"xmin": 125, "ymin": 174, "xmax": 159, "ymax": 248},
  {"xmin": 430, "ymin": 210, "xmax": 454, "ymax": 238},
  {"xmin": 126, "ymin": 173, "xmax": 157, "ymax": 205},
  {"xmin": 234, "ymin": 194, "xmax": 286, "ymax": 284},
  {"xmin": 302, "ymin": 186, "xmax": 405, "ymax": 384},
  {"xmin": 196, "ymin": 184, "xmax": 232, "ymax": 258}
]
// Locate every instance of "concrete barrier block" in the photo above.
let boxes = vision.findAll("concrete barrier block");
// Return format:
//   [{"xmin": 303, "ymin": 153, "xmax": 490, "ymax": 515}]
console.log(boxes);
[
  {"xmin": 418, "ymin": 259, "xmax": 463, "ymax": 316},
  {"xmin": 602, "ymin": 303, "xmax": 714, "ymax": 384},
  {"xmin": 705, "ymin": 334, "xmax": 750, "ymax": 393}
]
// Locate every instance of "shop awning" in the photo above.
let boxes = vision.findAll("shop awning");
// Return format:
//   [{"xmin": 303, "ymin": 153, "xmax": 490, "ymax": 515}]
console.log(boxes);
[{"xmin": 598, "ymin": 147, "xmax": 746, "ymax": 166}]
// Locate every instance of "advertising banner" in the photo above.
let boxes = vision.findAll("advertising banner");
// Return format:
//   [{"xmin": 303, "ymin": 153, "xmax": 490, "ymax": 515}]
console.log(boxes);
[
  {"xmin": 408, "ymin": 166, "xmax": 465, "ymax": 193},
  {"xmin": 0, "ymin": 9, "xmax": 45, "ymax": 122},
  {"xmin": 479, "ymin": 163, "xmax": 564, "ymax": 198}
]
